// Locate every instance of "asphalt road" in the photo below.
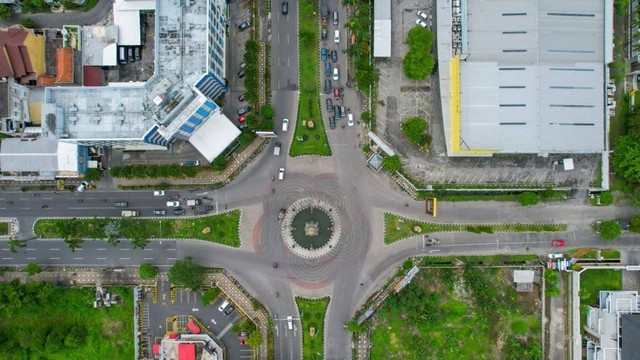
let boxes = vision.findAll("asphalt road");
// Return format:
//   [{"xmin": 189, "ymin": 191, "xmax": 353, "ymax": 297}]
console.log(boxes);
[{"xmin": 0, "ymin": 0, "xmax": 112, "ymax": 28}]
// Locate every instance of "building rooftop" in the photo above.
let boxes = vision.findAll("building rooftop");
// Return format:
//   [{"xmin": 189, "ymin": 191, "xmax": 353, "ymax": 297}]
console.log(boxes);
[
  {"xmin": 373, "ymin": 0, "xmax": 391, "ymax": 58},
  {"xmin": 436, "ymin": 0, "xmax": 613, "ymax": 156},
  {"xmin": 621, "ymin": 314, "xmax": 640, "ymax": 360},
  {"xmin": 81, "ymin": 26, "xmax": 118, "ymax": 66},
  {"xmin": 55, "ymin": 47, "xmax": 74, "ymax": 84}
]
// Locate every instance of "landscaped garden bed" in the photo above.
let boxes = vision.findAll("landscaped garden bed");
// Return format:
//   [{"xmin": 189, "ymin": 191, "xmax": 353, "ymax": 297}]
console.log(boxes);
[
  {"xmin": 33, "ymin": 210, "xmax": 241, "ymax": 247},
  {"xmin": 384, "ymin": 213, "xmax": 567, "ymax": 244},
  {"xmin": 296, "ymin": 297, "xmax": 329, "ymax": 359}
]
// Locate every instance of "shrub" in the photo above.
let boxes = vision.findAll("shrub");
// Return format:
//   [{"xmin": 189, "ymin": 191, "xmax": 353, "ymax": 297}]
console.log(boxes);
[
  {"xmin": 519, "ymin": 192, "xmax": 539, "ymax": 206},
  {"xmin": 401, "ymin": 117, "xmax": 429, "ymax": 145},
  {"xmin": 382, "ymin": 155, "xmax": 402, "ymax": 173},
  {"xmin": 139, "ymin": 263, "xmax": 158, "ymax": 280},
  {"xmin": 599, "ymin": 220, "xmax": 622, "ymax": 241},
  {"xmin": 83, "ymin": 168, "xmax": 102, "ymax": 182},
  {"xmin": 20, "ymin": 18, "xmax": 36, "ymax": 28}
]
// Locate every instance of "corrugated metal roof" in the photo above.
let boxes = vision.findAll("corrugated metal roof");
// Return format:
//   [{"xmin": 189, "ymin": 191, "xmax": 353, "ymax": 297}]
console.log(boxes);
[{"xmin": 0, "ymin": 138, "xmax": 59, "ymax": 172}]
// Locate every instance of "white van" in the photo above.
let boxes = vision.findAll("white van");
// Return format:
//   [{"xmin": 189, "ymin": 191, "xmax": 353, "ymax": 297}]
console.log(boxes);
[
  {"xmin": 218, "ymin": 299, "xmax": 230, "ymax": 312},
  {"xmin": 334, "ymin": 30, "xmax": 340, "ymax": 43},
  {"xmin": 287, "ymin": 316, "xmax": 293, "ymax": 330},
  {"xmin": 282, "ymin": 118, "xmax": 289, "ymax": 132}
]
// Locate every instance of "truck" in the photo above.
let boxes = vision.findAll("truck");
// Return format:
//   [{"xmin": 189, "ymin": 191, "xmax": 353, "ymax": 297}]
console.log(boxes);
[
  {"xmin": 121, "ymin": 210, "xmax": 139, "ymax": 217},
  {"xmin": 321, "ymin": 1, "xmax": 329, "ymax": 26},
  {"xmin": 274, "ymin": 142, "xmax": 281, "ymax": 156},
  {"xmin": 186, "ymin": 198, "xmax": 202, "ymax": 206}
]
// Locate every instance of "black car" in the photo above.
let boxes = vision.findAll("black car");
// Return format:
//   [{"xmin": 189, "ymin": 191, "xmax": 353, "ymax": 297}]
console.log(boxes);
[
  {"xmin": 334, "ymin": 105, "xmax": 340, "ymax": 116},
  {"xmin": 173, "ymin": 207, "xmax": 186, "ymax": 216},
  {"xmin": 324, "ymin": 79, "xmax": 331, "ymax": 94},
  {"xmin": 321, "ymin": 27, "xmax": 327, "ymax": 40},
  {"xmin": 237, "ymin": 106, "xmax": 251, "ymax": 115},
  {"xmin": 326, "ymin": 98, "xmax": 333, "ymax": 112},
  {"xmin": 329, "ymin": 116, "xmax": 336, "ymax": 129},
  {"xmin": 238, "ymin": 69, "xmax": 245, "ymax": 78},
  {"xmin": 224, "ymin": 305, "xmax": 235, "ymax": 316},
  {"xmin": 238, "ymin": 21, "xmax": 250, "ymax": 31},
  {"xmin": 282, "ymin": 0, "xmax": 288, "ymax": 14},
  {"xmin": 153, "ymin": 209, "xmax": 167, "ymax": 216},
  {"xmin": 331, "ymin": 49, "xmax": 338, "ymax": 63}
]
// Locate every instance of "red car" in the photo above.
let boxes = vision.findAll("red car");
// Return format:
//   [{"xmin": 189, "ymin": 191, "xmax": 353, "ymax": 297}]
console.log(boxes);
[
  {"xmin": 551, "ymin": 239, "xmax": 565, "ymax": 247},
  {"xmin": 333, "ymin": 88, "xmax": 340, "ymax": 100},
  {"xmin": 238, "ymin": 115, "xmax": 246, "ymax": 123}
]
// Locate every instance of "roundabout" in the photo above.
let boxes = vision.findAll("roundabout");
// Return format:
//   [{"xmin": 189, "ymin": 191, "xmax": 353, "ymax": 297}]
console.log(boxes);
[{"xmin": 281, "ymin": 198, "xmax": 342, "ymax": 259}]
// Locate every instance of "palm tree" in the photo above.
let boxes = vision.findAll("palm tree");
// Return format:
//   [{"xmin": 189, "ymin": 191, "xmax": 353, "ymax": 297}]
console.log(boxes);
[{"xmin": 7, "ymin": 238, "xmax": 26, "ymax": 253}]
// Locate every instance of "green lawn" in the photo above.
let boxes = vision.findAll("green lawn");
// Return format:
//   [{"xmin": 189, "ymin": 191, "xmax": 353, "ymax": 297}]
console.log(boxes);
[
  {"xmin": 580, "ymin": 269, "xmax": 622, "ymax": 329},
  {"xmin": 296, "ymin": 297, "xmax": 329, "ymax": 360},
  {"xmin": 0, "ymin": 281, "xmax": 133, "ymax": 359},
  {"xmin": 421, "ymin": 255, "xmax": 540, "ymax": 267},
  {"xmin": 289, "ymin": 0, "xmax": 331, "ymax": 157},
  {"xmin": 33, "ymin": 210, "xmax": 241, "ymax": 247},
  {"xmin": 0, "ymin": 221, "xmax": 9, "ymax": 235},
  {"xmin": 568, "ymin": 248, "xmax": 621, "ymax": 259},
  {"xmin": 369, "ymin": 267, "xmax": 541, "ymax": 359},
  {"xmin": 384, "ymin": 213, "xmax": 567, "ymax": 244}
]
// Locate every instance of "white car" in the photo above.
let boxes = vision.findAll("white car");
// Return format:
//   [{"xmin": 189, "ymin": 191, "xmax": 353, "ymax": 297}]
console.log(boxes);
[
  {"xmin": 166, "ymin": 201, "xmax": 180, "ymax": 207},
  {"xmin": 282, "ymin": 118, "xmax": 289, "ymax": 132},
  {"xmin": 417, "ymin": 10, "xmax": 428, "ymax": 21},
  {"xmin": 278, "ymin": 168, "xmax": 285, "ymax": 180},
  {"xmin": 334, "ymin": 30, "xmax": 340, "ymax": 43},
  {"xmin": 347, "ymin": 113, "xmax": 354, "ymax": 127},
  {"xmin": 77, "ymin": 181, "xmax": 88, "ymax": 192},
  {"xmin": 416, "ymin": 19, "xmax": 428, "ymax": 28},
  {"xmin": 333, "ymin": 67, "xmax": 339, "ymax": 81},
  {"xmin": 287, "ymin": 315, "xmax": 293, "ymax": 330},
  {"xmin": 153, "ymin": 190, "xmax": 165, "ymax": 197}
]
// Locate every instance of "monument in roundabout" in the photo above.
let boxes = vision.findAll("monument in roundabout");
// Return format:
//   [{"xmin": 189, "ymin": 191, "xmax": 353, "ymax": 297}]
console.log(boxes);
[{"xmin": 280, "ymin": 198, "xmax": 342, "ymax": 259}]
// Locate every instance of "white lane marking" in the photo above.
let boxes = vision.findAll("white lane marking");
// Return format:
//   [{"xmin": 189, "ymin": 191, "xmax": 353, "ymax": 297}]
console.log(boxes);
[
  {"xmin": 26, "ymin": 248, "xmax": 36, "ymax": 251},
  {"xmin": 73, "ymin": 257, "xmax": 84, "ymax": 260},
  {"xmin": 26, "ymin": 257, "xmax": 36, "ymax": 260},
  {"xmin": 120, "ymin": 248, "xmax": 131, "ymax": 251},
  {"xmin": 96, "ymin": 248, "xmax": 107, "ymax": 251},
  {"xmin": 49, "ymin": 257, "xmax": 60, "ymax": 260},
  {"xmin": 50, "ymin": 248, "xmax": 60, "ymax": 251},
  {"xmin": 120, "ymin": 257, "xmax": 130, "ymax": 260},
  {"xmin": 2, "ymin": 257, "xmax": 12, "ymax": 260},
  {"xmin": 167, "ymin": 257, "xmax": 177, "ymax": 260},
  {"xmin": 167, "ymin": 249, "xmax": 176, "ymax": 251},
  {"xmin": 144, "ymin": 257, "xmax": 154, "ymax": 260},
  {"xmin": 96, "ymin": 257, "xmax": 107, "ymax": 260}
]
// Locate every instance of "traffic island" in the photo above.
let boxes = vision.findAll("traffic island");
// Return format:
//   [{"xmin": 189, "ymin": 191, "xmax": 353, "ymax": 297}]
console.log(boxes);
[{"xmin": 281, "ymin": 198, "xmax": 341, "ymax": 259}]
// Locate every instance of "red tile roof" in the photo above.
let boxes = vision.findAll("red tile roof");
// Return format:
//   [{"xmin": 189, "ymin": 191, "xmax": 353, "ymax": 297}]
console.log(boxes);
[
  {"xmin": 83, "ymin": 66, "xmax": 104, "ymax": 86},
  {"xmin": 0, "ymin": 28, "xmax": 30, "ymax": 79},
  {"xmin": 55, "ymin": 47, "xmax": 74, "ymax": 84}
]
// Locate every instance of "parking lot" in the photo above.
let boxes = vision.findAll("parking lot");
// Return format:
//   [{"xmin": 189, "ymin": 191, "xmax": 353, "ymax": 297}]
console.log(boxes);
[{"xmin": 140, "ymin": 281, "xmax": 253, "ymax": 359}]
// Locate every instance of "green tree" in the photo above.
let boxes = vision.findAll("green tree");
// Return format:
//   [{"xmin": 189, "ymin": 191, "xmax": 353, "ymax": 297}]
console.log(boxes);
[
  {"xmin": 104, "ymin": 220, "xmax": 121, "ymax": 246},
  {"xmin": 0, "ymin": 4, "xmax": 12, "ymax": 20},
  {"xmin": 544, "ymin": 270, "xmax": 560, "ymax": 297},
  {"xmin": 599, "ymin": 220, "xmax": 622, "ymax": 241},
  {"xmin": 8, "ymin": 238, "xmax": 27, "ymax": 253},
  {"xmin": 65, "ymin": 236, "xmax": 83, "ymax": 252},
  {"xmin": 361, "ymin": 111, "xmax": 371, "ymax": 124},
  {"xmin": 211, "ymin": 156, "xmax": 227, "ymax": 171},
  {"xmin": 403, "ymin": 50, "xmax": 435, "ymax": 79},
  {"xmin": 382, "ymin": 155, "xmax": 402, "ymax": 173},
  {"xmin": 139, "ymin": 263, "xmax": 158, "ymax": 280},
  {"xmin": 518, "ymin": 192, "xmax": 539, "ymax": 206},
  {"xmin": 25, "ymin": 262, "xmax": 41, "ymax": 276},
  {"xmin": 83, "ymin": 168, "xmax": 102, "ymax": 182},
  {"xmin": 612, "ymin": 135, "xmax": 640, "ymax": 182},
  {"xmin": 260, "ymin": 104, "xmax": 275, "ymax": 121},
  {"xmin": 345, "ymin": 319, "xmax": 366, "ymax": 333},
  {"xmin": 168, "ymin": 257, "xmax": 205, "ymax": 291},
  {"xmin": 401, "ymin": 117, "xmax": 428, "ymax": 145},
  {"xmin": 630, "ymin": 214, "xmax": 640, "ymax": 233},
  {"xmin": 201, "ymin": 287, "xmax": 221, "ymax": 305},
  {"xmin": 20, "ymin": 18, "xmax": 36, "ymax": 28},
  {"xmin": 245, "ymin": 330, "xmax": 263, "ymax": 348}
]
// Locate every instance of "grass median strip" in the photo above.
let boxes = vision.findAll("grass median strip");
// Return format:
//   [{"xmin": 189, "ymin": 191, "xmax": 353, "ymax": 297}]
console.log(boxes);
[
  {"xmin": 296, "ymin": 297, "xmax": 329, "ymax": 359},
  {"xmin": 33, "ymin": 210, "xmax": 241, "ymax": 247},
  {"xmin": 0, "ymin": 221, "xmax": 9, "ymax": 236},
  {"xmin": 384, "ymin": 213, "xmax": 567, "ymax": 244},
  {"xmin": 290, "ymin": 0, "xmax": 331, "ymax": 157}
]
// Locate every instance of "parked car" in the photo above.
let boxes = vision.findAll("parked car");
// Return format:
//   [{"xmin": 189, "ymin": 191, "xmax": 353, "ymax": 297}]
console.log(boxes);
[
  {"xmin": 224, "ymin": 305, "xmax": 235, "ymax": 316},
  {"xmin": 416, "ymin": 19, "xmax": 428, "ymax": 28},
  {"xmin": 238, "ymin": 106, "xmax": 251, "ymax": 115},
  {"xmin": 153, "ymin": 190, "xmax": 165, "ymax": 196},
  {"xmin": 321, "ymin": 48, "xmax": 327, "ymax": 61},
  {"xmin": 238, "ymin": 93, "xmax": 245, "ymax": 102},
  {"xmin": 334, "ymin": 105, "xmax": 340, "ymax": 116},
  {"xmin": 333, "ymin": 67, "xmax": 339, "ymax": 81},
  {"xmin": 339, "ymin": 106, "xmax": 346, "ymax": 118},
  {"xmin": 173, "ymin": 207, "xmax": 186, "ymax": 216},
  {"xmin": 321, "ymin": 27, "xmax": 327, "ymax": 40},
  {"xmin": 326, "ymin": 98, "xmax": 333, "ymax": 112},
  {"xmin": 237, "ymin": 69, "xmax": 245, "ymax": 78},
  {"xmin": 331, "ymin": 49, "xmax": 338, "ymax": 62},
  {"xmin": 182, "ymin": 160, "xmax": 200, "ymax": 166},
  {"xmin": 417, "ymin": 10, "xmax": 428, "ymax": 21},
  {"xmin": 114, "ymin": 201, "xmax": 129, "ymax": 208},
  {"xmin": 334, "ymin": 30, "xmax": 340, "ymax": 43},
  {"xmin": 551, "ymin": 239, "xmax": 565, "ymax": 247},
  {"xmin": 166, "ymin": 201, "xmax": 180, "ymax": 207},
  {"xmin": 238, "ymin": 21, "xmax": 251, "ymax": 31},
  {"xmin": 348, "ymin": 113, "xmax": 354, "ymax": 127},
  {"xmin": 324, "ymin": 79, "xmax": 331, "ymax": 94},
  {"xmin": 134, "ymin": 46, "xmax": 141, "ymax": 61},
  {"xmin": 282, "ymin": 118, "xmax": 289, "ymax": 132},
  {"xmin": 238, "ymin": 115, "xmax": 247, "ymax": 123},
  {"xmin": 77, "ymin": 181, "xmax": 88, "ymax": 192},
  {"xmin": 329, "ymin": 116, "xmax": 336, "ymax": 129},
  {"xmin": 333, "ymin": 88, "xmax": 340, "ymax": 100},
  {"xmin": 333, "ymin": 11, "xmax": 339, "ymax": 25},
  {"xmin": 278, "ymin": 168, "xmax": 285, "ymax": 180},
  {"xmin": 282, "ymin": 0, "xmax": 288, "ymax": 14},
  {"xmin": 153, "ymin": 209, "xmax": 167, "ymax": 216},
  {"xmin": 239, "ymin": 62, "xmax": 246, "ymax": 69}
]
